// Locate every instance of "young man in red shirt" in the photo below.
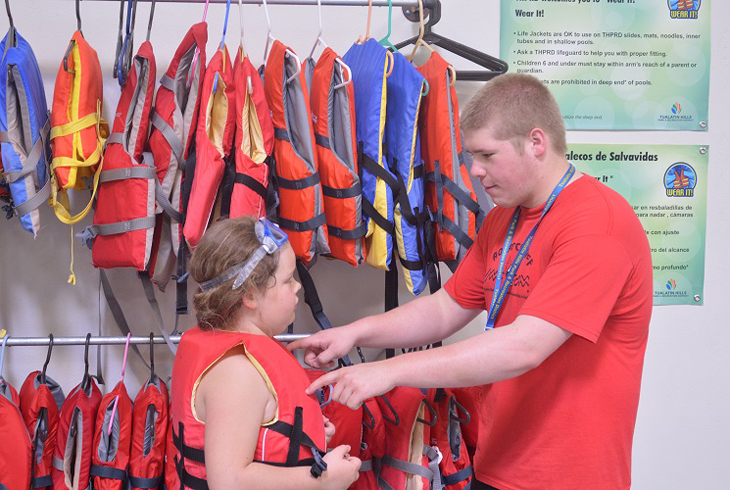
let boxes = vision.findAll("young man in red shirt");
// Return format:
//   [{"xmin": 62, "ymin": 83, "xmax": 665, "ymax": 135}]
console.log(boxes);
[{"xmin": 290, "ymin": 73, "xmax": 653, "ymax": 489}]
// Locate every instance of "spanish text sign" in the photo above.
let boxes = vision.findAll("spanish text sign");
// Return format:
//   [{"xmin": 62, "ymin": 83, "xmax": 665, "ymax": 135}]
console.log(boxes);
[
  {"xmin": 569, "ymin": 144, "xmax": 707, "ymax": 305},
  {"xmin": 500, "ymin": 1, "xmax": 710, "ymax": 130}
]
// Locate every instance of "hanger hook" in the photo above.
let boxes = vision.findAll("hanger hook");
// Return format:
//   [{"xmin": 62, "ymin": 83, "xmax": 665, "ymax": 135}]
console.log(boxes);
[
  {"xmin": 4, "ymin": 0, "xmax": 14, "ymax": 33},
  {"xmin": 308, "ymin": 0, "xmax": 325, "ymax": 60},
  {"xmin": 333, "ymin": 57, "xmax": 353, "ymax": 90},
  {"xmin": 262, "ymin": 0, "xmax": 274, "ymax": 64},
  {"xmin": 237, "ymin": 0, "xmax": 246, "ymax": 58},
  {"xmin": 149, "ymin": 332, "xmax": 156, "ymax": 380},
  {"xmin": 220, "ymin": 0, "xmax": 232, "ymax": 50},
  {"xmin": 0, "ymin": 335, "xmax": 9, "ymax": 383},
  {"xmin": 83, "ymin": 333, "xmax": 92, "ymax": 384},
  {"xmin": 41, "ymin": 334, "xmax": 54, "ymax": 384},
  {"xmin": 76, "ymin": 0, "xmax": 82, "ymax": 35},
  {"xmin": 284, "ymin": 48, "xmax": 301, "ymax": 85},
  {"xmin": 379, "ymin": 393, "xmax": 400, "ymax": 426},
  {"xmin": 449, "ymin": 395, "xmax": 471, "ymax": 424},
  {"xmin": 362, "ymin": 402, "xmax": 376, "ymax": 430},
  {"xmin": 146, "ymin": 0, "xmax": 156, "ymax": 43},
  {"xmin": 409, "ymin": 0, "xmax": 426, "ymax": 62},
  {"xmin": 417, "ymin": 397, "xmax": 438, "ymax": 427}
]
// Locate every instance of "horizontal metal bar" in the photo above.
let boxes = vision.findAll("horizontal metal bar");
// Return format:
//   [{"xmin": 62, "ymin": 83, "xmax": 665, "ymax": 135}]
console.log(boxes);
[
  {"xmin": 82, "ymin": 0, "xmax": 434, "ymax": 7},
  {"xmin": 2, "ymin": 334, "xmax": 310, "ymax": 346}
]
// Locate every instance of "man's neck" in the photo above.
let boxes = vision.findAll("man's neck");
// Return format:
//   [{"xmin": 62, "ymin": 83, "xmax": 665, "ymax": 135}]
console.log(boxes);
[{"xmin": 523, "ymin": 159, "xmax": 580, "ymax": 208}]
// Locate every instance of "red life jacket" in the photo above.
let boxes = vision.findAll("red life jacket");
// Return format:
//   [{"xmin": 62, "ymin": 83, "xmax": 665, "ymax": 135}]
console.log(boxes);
[
  {"xmin": 264, "ymin": 40, "xmax": 329, "ymax": 265},
  {"xmin": 352, "ymin": 397, "xmax": 386, "ymax": 490},
  {"xmin": 0, "ymin": 380, "xmax": 32, "ymax": 490},
  {"xmin": 90, "ymin": 382, "xmax": 133, "ymax": 489},
  {"xmin": 170, "ymin": 327, "xmax": 327, "ymax": 488},
  {"xmin": 307, "ymin": 48, "xmax": 366, "ymax": 267},
  {"xmin": 163, "ymin": 405, "xmax": 179, "ymax": 490},
  {"xmin": 450, "ymin": 386, "xmax": 483, "ymax": 459},
  {"xmin": 89, "ymin": 40, "xmax": 157, "ymax": 271},
  {"xmin": 128, "ymin": 375, "xmax": 168, "ymax": 490},
  {"xmin": 147, "ymin": 22, "xmax": 207, "ymax": 289},
  {"xmin": 428, "ymin": 388, "xmax": 473, "ymax": 489},
  {"xmin": 19, "ymin": 371, "xmax": 65, "ymax": 489},
  {"xmin": 227, "ymin": 50, "xmax": 274, "ymax": 219},
  {"xmin": 417, "ymin": 52, "xmax": 483, "ymax": 265},
  {"xmin": 378, "ymin": 386, "xmax": 441, "ymax": 490},
  {"xmin": 52, "ymin": 377, "xmax": 102, "ymax": 490},
  {"xmin": 183, "ymin": 46, "xmax": 235, "ymax": 249}
]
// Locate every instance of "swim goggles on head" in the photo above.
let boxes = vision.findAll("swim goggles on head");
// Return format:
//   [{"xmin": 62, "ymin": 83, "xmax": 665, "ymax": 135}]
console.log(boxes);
[{"xmin": 198, "ymin": 218, "xmax": 289, "ymax": 292}]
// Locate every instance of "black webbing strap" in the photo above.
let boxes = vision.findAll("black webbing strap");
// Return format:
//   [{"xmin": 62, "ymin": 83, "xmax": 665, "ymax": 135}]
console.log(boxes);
[
  {"xmin": 295, "ymin": 260, "xmax": 354, "ymax": 367},
  {"xmin": 90, "ymin": 464, "xmax": 127, "ymax": 480},
  {"xmin": 426, "ymin": 167, "xmax": 485, "ymax": 249},
  {"xmin": 442, "ymin": 465, "xmax": 474, "ymax": 486},
  {"xmin": 321, "ymin": 182, "xmax": 362, "ymax": 199},
  {"xmin": 358, "ymin": 141, "xmax": 396, "ymax": 236},
  {"xmin": 234, "ymin": 172, "xmax": 267, "ymax": 199},
  {"xmin": 385, "ymin": 247, "xmax": 399, "ymax": 359},
  {"xmin": 128, "ymin": 474, "xmax": 163, "ymax": 489},
  {"xmin": 100, "ymin": 270, "xmax": 151, "ymax": 370},
  {"xmin": 218, "ymin": 152, "xmax": 235, "ymax": 219},
  {"xmin": 314, "ymin": 133, "xmax": 330, "ymax": 149},
  {"xmin": 327, "ymin": 221, "xmax": 367, "ymax": 240},
  {"xmin": 273, "ymin": 126, "xmax": 289, "ymax": 142},
  {"xmin": 286, "ymin": 407, "xmax": 304, "ymax": 466},
  {"xmin": 30, "ymin": 475, "xmax": 52, "ymax": 489},
  {"xmin": 174, "ymin": 422, "xmax": 210, "ymax": 490},
  {"xmin": 276, "ymin": 171, "xmax": 321, "ymax": 190},
  {"xmin": 264, "ymin": 417, "xmax": 328, "ymax": 477},
  {"xmin": 277, "ymin": 212, "xmax": 327, "ymax": 233},
  {"xmin": 176, "ymin": 142, "xmax": 198, "ymax": 318}
]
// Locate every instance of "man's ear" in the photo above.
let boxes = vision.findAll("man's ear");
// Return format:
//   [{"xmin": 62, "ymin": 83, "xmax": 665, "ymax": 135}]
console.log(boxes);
[{"xmin": 528, "ymin": 127, "xmax": 548, "ymax": 158}]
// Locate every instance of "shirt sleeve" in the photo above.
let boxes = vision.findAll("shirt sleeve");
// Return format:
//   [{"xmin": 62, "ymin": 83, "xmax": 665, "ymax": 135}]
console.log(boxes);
[
  {"xmin": 519, "ymin": 234, "xmax": 634, "ymax": 343},
  {"xmin": 444, "ymin": 230, "xmax": 488, "ymax": 310}
]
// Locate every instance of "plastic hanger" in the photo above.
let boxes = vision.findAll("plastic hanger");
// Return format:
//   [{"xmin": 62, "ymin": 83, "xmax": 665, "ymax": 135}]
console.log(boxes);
[
  {"xmin": 40, "ymin": 334, "xmax": 54, "ymax": 385},
  {"xmin": 106, "ymin": 333, "xmax": 132, "ymax": 436},
  {"xmin": 237, "ymin": 0, "xmax": 246, "ymax": 61},
  {"xmin": 449, "ymin": 395, "xmax": 471, "ymax": 424},
  {"xmin": 416, "ymin": 397, "xmax": 438, "ymax": 427},
  {"xmin": 260, "ymin": 0, "xmax": 300, "ymax": 85},
  {"xmin": 357, "ymin": 0, "xmax": 373, "ymax": 43},
  {"xmin": 145, "ymin": 0, "xmax": 156, "ymax": 43},
  {"xmin": 380, "ymin": 393, "xmax": 401, "ymax": 426},
  {"xmin": 212, "ymin": 0, "xmax": 232, "ymax": 93},
  {"xmin": 81, "ymin": 333, "xmax": 93, "ymax": 392},
  {"xmin": 393, "ymin": 0, "xmax": 507, "ymax": 82},
  {"xmin": 378, "ymin": 0, "xmax": 397, "ymax": 52},
  {"xmin": 148, "ymin": 332, "xmax": 158, "ymax": 383},
  {"xmin": 408, "ymin": 0, "xmax": 433, "ymax": 62},
  {"xmin": 189, "ymin": 0, "xmax": 211, "ymax": 86}
]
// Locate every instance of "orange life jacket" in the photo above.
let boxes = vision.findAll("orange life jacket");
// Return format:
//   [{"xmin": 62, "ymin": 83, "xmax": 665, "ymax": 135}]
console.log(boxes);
[
  {"xmin": 49, "ymin": 30, "xmax": 108, "ymax": 227},
  {"xmin": 417, "ymin": 52, "xmax": 484, "ymax": 266},
  {"xmin": 352, "ymin": 397, "xmax": 387, "ymax": 490},
  {"xmin": 88, "ymin": 40, "xmax": 157, "ymax": 271},
  {"xmin": 90, "ymin": 382, "xmax": 133, "ymax": 489},
  {"xmin": 163, "ymin": 405, "xmax": 179, "ymax": 490},
  {"xmin": 52, "ymin": 377, "xmax": 103, "ymax": 490},
  {"xmin": 378, "ymin": 386, "xmax": 441, "ymax": 490},
  {"xmin": 0, "ymin": 380, "xmax": 32, "ymax": 490},
  {"xmin": 226, "ymin": 49, "xmax": 274, "ymax": 219},
  {"xmin": 19, "ymin": 371, "xmax": 65, "ymax": 489},
  {"xmin": 170, "ymin": 327, "xmax": 327, "ymax": 487},
  {"xmin": 307, "ymin": 48, "xmax": 366, "ymax": 267},
  {"xmin": 129, "ymin": 375, "xmax": 168, "ymax": 490},
  {"xmin": 183, "ymin": 46, "xmax": 236, "ymax": 250},
  {"xmin": 264, "ymin": 40, "xmax": 329, "ymax": 265},
  {"xmin": 146, "ymin": 22, "xmax": 207, "ymax": 289}
]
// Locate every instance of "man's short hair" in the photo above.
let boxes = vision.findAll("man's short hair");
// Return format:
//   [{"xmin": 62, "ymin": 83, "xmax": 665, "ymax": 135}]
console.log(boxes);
[{"xmin": 461, "ymin": 73, "xmax": 567, "ymax": 155}]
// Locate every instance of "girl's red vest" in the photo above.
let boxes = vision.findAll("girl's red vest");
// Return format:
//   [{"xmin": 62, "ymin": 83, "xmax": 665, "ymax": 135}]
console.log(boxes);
[{"xmin": 170, "ymin": 327, "xmax": 327, "ymax": 488}]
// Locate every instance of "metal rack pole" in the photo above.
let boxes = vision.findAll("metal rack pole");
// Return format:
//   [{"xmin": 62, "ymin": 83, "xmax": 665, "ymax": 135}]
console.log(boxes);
[
  {"xmin": 2, "ymin": 334, "xmax": 309, "ymax": 347},
  {"xmin": 82, "ymin": 0, "xmax": 435, "ymax": 7}
]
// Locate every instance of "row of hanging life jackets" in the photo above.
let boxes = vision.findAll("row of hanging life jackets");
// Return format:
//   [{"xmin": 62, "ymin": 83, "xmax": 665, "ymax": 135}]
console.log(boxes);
[
  {"xmin": 0, "ymin": 365, "xmax": 169, "ymax": 490},
  {"xmin": 0, "ymin": 17, "xmax": 483, "ymax": 297}
]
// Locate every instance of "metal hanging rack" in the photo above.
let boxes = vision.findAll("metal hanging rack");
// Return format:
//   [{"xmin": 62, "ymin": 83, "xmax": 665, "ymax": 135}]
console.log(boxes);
[
  {"xmin": 2, "ymin": 334, "xmax": 309, "ymax": 347},
  {"xmin": 85, "ymin": 0, "xmax": 437, "ymax": 7}
]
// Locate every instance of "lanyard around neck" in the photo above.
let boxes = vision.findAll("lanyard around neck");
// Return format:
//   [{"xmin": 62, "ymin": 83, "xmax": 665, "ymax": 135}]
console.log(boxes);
[{"xmin": 486, "ymin": 164, "xmax": 575, "ymax": 330}]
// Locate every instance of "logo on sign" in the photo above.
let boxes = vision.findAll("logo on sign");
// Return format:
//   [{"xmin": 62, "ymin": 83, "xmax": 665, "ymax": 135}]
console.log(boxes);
[
  {"xmin": 671, "ymin": 102, "xmax": 681, "ymax": 114},
  {"xmin": 664, "ymin": 162, "xmax": 697, "ymax": 197},
  {"xmin": 667, "ymin": 0, "xmax": 701, "ymax": 19},
  {"xmin": 666, "ymin": 278, "xmax": 677, "ymax": 290}
]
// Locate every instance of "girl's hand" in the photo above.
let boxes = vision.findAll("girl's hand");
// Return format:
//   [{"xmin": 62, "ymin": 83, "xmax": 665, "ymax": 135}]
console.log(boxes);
[
  {"xmin": 321, "ymin": 445, "xmax": 361, "ymax": 489},
  {"xmin": 323, "ymin": 416, "xmax": 335, "ymax": 446}
]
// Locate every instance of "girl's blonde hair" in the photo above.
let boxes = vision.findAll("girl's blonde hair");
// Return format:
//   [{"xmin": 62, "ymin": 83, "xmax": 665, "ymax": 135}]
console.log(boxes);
[{"xmin": 189, "ymin": 216, "xmax": 280, "ymax": 331}]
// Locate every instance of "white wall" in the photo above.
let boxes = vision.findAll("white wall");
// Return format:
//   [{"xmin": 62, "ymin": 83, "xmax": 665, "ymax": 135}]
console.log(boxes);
[{"xmin": 0, "ymin": 1, "xmax": 727, "ymax": 488}]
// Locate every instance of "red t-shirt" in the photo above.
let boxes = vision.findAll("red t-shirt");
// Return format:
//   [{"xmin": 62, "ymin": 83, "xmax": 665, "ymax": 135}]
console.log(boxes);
[{"xmin": 445, "ymin": 175, "xmax": 653, "ymax": 490}]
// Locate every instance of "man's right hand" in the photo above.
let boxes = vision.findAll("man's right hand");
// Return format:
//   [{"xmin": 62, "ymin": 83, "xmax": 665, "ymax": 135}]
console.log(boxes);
[{"xmin": 287, "ymin": 328, "xmax": 356, "ymax": 369}]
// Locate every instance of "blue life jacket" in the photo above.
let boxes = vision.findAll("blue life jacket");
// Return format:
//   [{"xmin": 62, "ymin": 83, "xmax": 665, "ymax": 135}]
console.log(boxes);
[
  {"xmin": 343, "ymin": 38, "xmax": 396, "ymax": 271},
  {"xmin": 0, "ymin": 28, "xmax": 51, "ymax": 236},
  {"xmin": 385, "ymin": 52, "xmax": 429, "ymax": 295}
]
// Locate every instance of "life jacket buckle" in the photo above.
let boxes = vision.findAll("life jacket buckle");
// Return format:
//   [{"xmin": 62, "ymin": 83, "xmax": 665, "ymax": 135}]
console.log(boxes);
[{"xmin": 310, "ymin": 449, "xmax": 328, "ymax": 478}]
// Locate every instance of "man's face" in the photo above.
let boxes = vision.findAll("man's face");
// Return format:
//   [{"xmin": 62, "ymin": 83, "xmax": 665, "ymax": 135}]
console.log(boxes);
[{"xmin": 464, "ymin": 126, "xmax": 536, "ymax": 208}]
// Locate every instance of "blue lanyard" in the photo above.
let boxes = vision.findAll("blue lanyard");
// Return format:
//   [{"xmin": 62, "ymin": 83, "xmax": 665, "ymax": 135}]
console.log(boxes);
[{"xmin": 486, "ymin": 164, "xmax": 576, "ymax": 330}]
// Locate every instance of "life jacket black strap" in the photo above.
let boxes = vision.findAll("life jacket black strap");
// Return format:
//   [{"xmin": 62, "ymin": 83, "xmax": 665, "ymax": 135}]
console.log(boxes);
[
  {"xmin": 273, "ymin": 126, "xmax": 289, "ymax": 142},
  {"xmin": 277, "ymin": 212, "xmax": 327, "ymax": 233},
  {"xmin": 30, "ymin": 474, "xmax": 52, "ymax": 489},
  {"xmin": 173, "ymin": 425, "xmax": 205, "ymax": 465},
  {"xmin": 295, "ymin": 260, "xmax": 354, "ymax": 367},
  {"xmin": 175, "ymin": 457, "xmax": 209, "ymax": 490},
  {"xmin": 327, "ymin": 222, "xmax": 367, "ymax": 240},
  {"xmin": 314, "ymin": 133, "xmax": 330, "ymax": 149},
  {"xmin": 90, "ymin": 464, "xmax": 127, "ymax": 480},
  {"xmin": 128, "ymin": 473, "xmax": 163, "ymax": 489},
  {"xmin": 321, "ymin": 182, "xmax": 362, "ymax": 199},
  {"xmin": 276, "ymin": 171, "xmax": 321, "ymax": 191},
  {"xmin": 234, "ymin": 172, "xmax": 267, "ymax": 199},
  {"xmin": 442, "ymin": 465, "xmax": 474, "ymax": 486}
]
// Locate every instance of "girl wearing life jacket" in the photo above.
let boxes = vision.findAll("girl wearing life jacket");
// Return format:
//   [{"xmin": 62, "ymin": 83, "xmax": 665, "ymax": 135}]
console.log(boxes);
[{"xmin": 170, "ymin": 216, "xmax": 361, "ymax": 489}]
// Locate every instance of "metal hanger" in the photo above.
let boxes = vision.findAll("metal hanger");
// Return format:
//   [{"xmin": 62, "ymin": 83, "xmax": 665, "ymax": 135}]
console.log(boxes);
[
  {"xmin": 145, "ymin": 0, "xmax": 156, "ymax": 43},
  {"xmin": 416, "ymin": 397, "xmax": 438, "ymax": 426},
  {"xmin": 114, "ymin": 0, "xmax": 139, "ymax": 86},
  {"xmin": 393, "ymin": 0, "xmax": 507, "ymax": 82},
  {"xmin": 260, "ymin": 0, "xmax": 301, "ymax": 84},
  {"xmin": 149, "ymin": 332, "xmax": 158, "ymax": 382},
  {"xmin": 81, "ymin": 333, "xmax": 93, "ymax": 392},
  {"xmin": 449, "ymin": 395, "xmax": 470, "ymax": 424},
  {"xmin": 4, "ymin": 0, "xmax": 16, "ymax": 48},
  {"xmin": 380, "ymin": 393, "xmax": 401, "ymax": 426},
  {"xmin": 76, "ymin": 0, "xmax": 83, "ymax": 35},
  {"xmin": 0, "ymin": 335, "xmax": 9, "ymax": 384}
]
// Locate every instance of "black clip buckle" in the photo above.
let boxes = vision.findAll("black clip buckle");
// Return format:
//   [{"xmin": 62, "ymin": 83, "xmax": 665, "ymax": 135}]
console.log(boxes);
[{"xmin": 310, "ymin": 450, "xmax": 328, "ymax": 478}]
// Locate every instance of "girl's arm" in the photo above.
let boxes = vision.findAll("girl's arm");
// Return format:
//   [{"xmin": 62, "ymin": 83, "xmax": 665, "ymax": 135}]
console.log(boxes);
[{"xmin": 198, "ymin": 346, "xmax": 360, "ymax": 490}]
